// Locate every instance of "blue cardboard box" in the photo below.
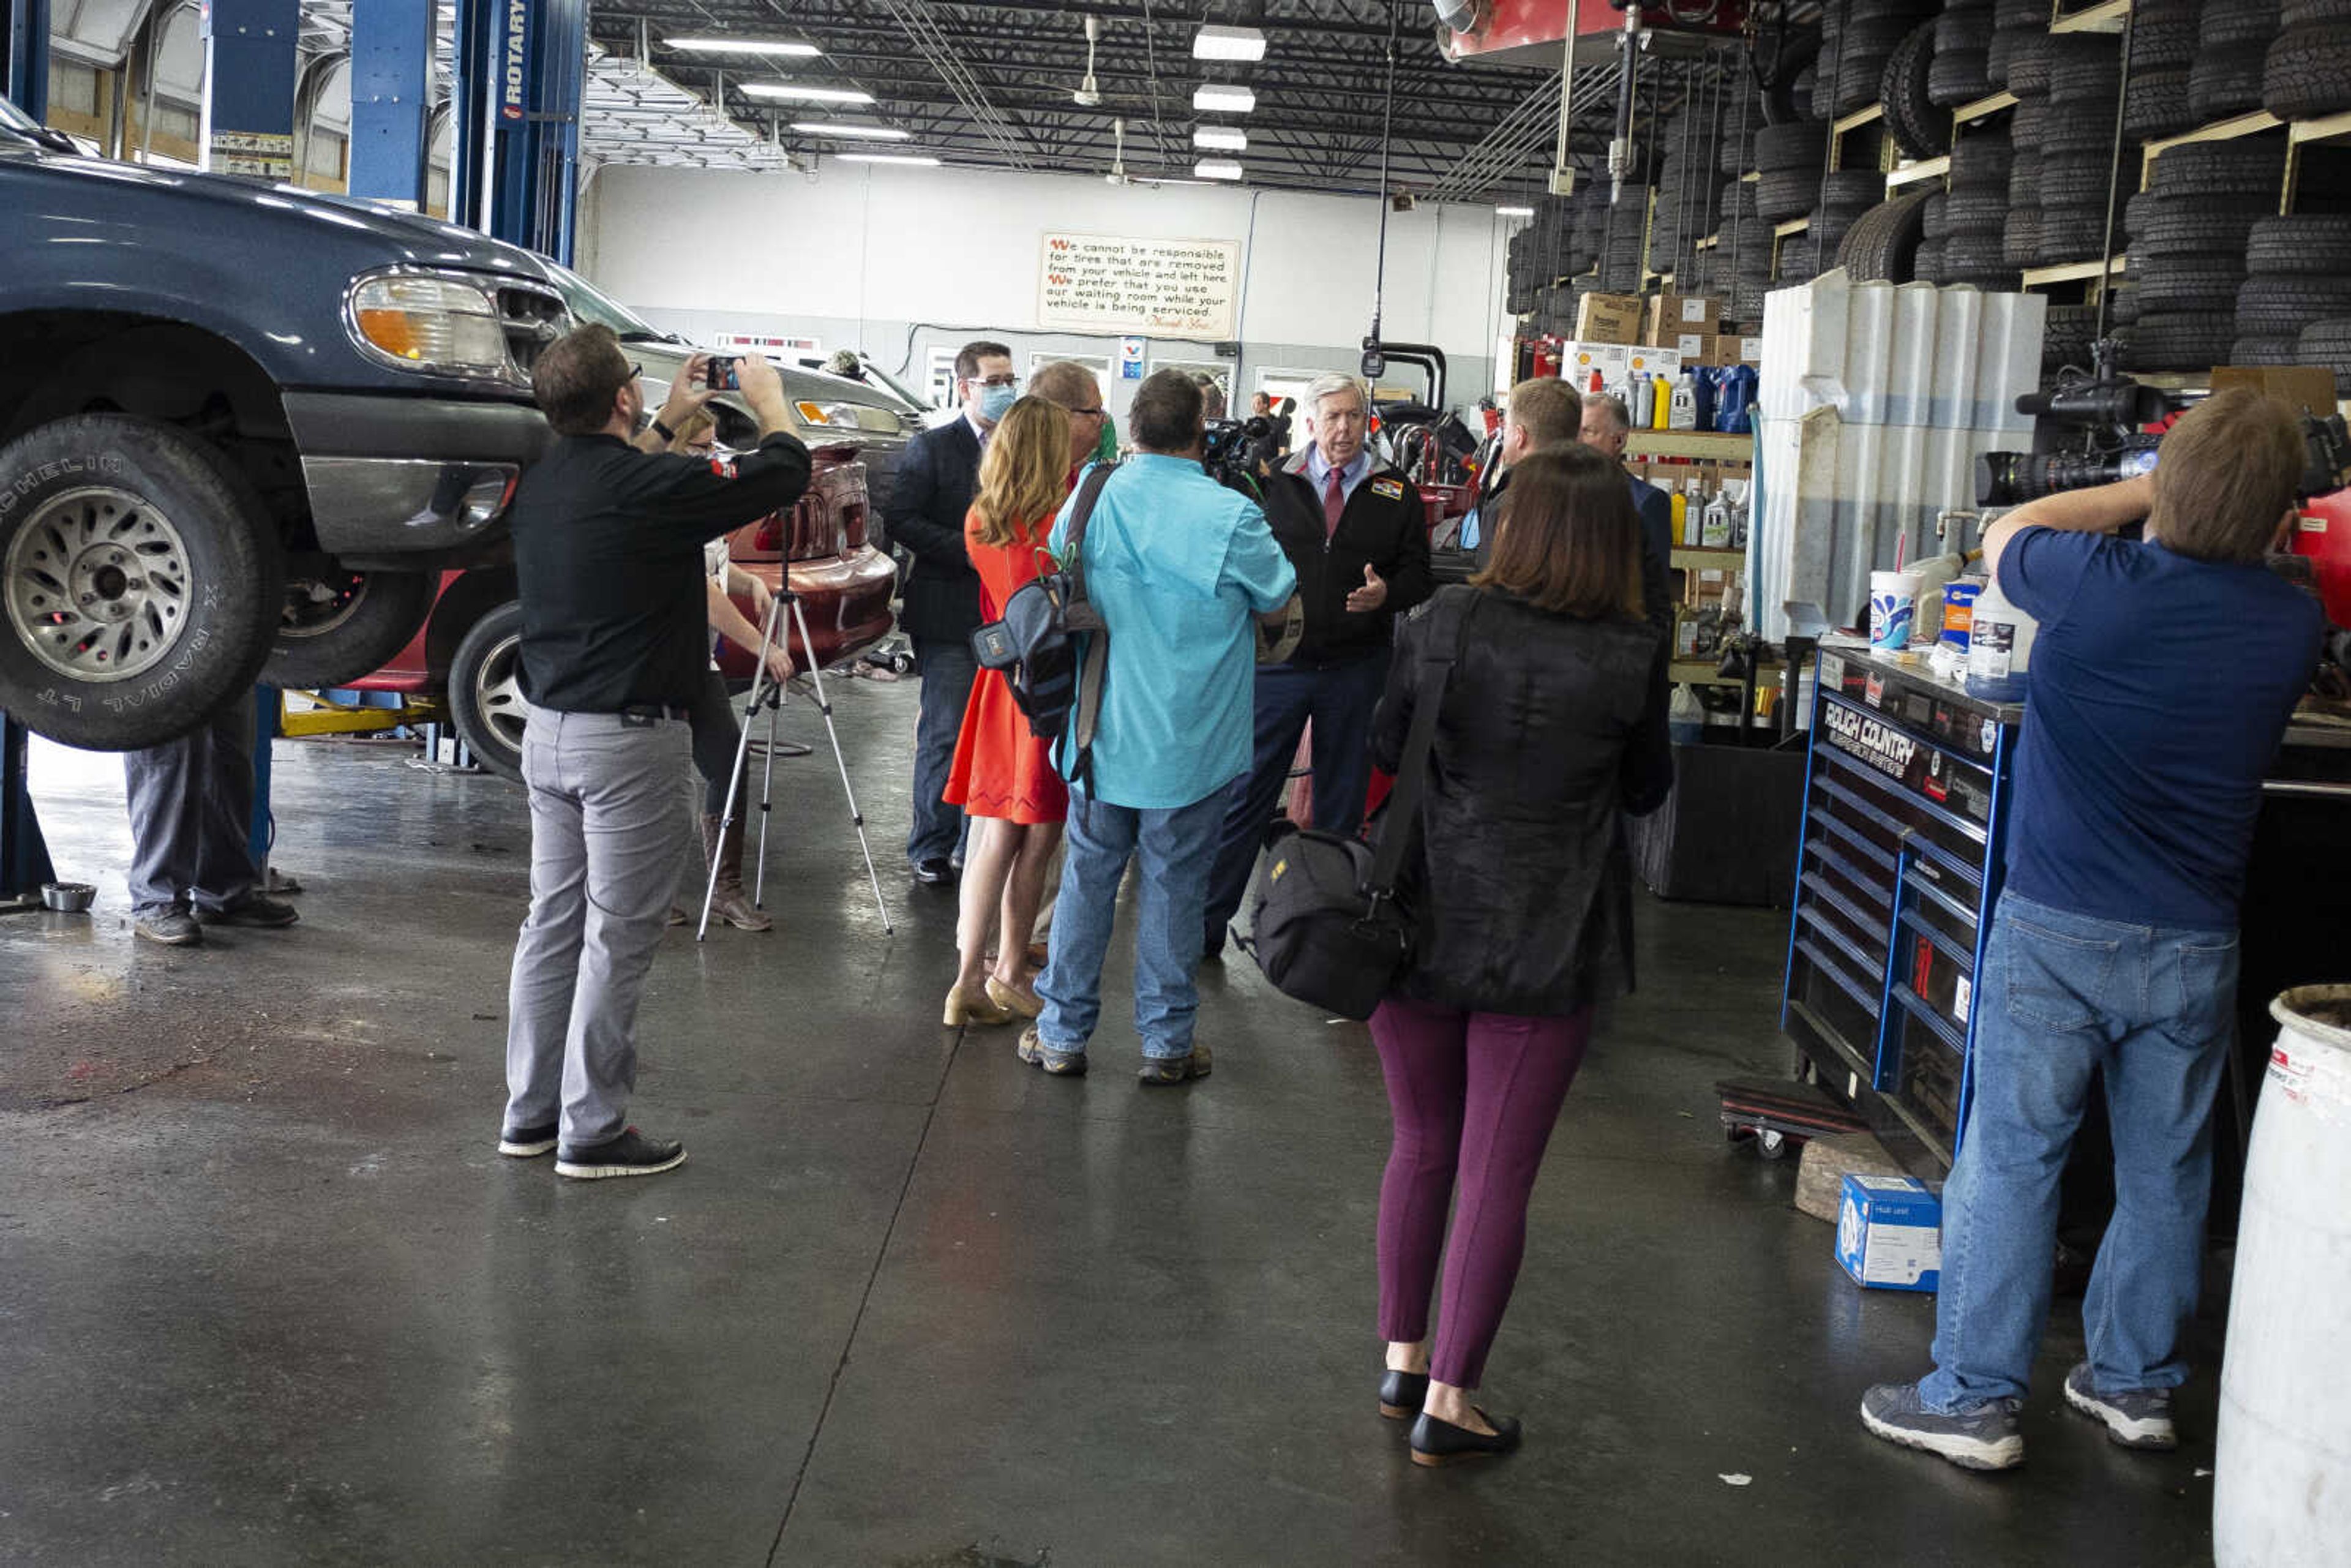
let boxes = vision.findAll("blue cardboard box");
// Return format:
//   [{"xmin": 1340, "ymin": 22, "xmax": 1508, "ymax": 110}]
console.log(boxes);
[{"xmin": 1835, "ymin": 1174, "xmax": 1942, "ymax": 1292}]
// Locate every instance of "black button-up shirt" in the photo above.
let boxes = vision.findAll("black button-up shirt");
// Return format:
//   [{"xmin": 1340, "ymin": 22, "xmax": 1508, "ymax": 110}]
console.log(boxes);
[{"xmin": 509, "ymin": 430, "xmax": 812, "ymax": 713}]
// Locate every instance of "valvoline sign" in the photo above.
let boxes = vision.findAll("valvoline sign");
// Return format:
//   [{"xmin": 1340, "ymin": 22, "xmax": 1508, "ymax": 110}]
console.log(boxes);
[{"xmin": 500, "ymin": 0, "xmax": 532, "ymax": 124}]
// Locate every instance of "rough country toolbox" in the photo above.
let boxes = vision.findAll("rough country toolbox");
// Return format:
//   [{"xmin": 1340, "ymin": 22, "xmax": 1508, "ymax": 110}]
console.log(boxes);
[{"xmin": 1780, "ymin": 640, "xmax": 2020, "ymax": 1177}]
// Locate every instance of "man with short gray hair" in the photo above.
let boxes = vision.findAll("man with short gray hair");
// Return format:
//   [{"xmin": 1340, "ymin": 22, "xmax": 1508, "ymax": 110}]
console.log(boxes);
[{"xmin": 1200, "ymin": 370, "xmax": 1432, "ymax": 960}]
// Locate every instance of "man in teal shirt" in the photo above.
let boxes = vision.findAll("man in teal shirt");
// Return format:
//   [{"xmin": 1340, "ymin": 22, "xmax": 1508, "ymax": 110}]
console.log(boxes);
[{"xmin": 1019, "ymin": 370, "xmax": 1299, "ymax": 1085}]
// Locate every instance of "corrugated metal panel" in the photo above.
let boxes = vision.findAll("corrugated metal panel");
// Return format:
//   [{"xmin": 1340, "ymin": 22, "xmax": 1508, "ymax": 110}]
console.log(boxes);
[{"xmin": 1753, "ymin": 272, "xmax": 2043, "ymax": 639}]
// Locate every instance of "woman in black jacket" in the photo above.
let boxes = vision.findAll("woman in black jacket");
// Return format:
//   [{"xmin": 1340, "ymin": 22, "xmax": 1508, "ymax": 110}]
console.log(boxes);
[{"xmin": 1366, "ymin": 444, "xmax": 1673, "ymax": 1467}]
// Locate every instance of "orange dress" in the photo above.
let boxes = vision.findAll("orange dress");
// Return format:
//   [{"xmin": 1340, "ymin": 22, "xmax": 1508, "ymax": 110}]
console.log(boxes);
[{"xmin": 943, "ymin": 508, "xmax": 1071, "ymax": 824}]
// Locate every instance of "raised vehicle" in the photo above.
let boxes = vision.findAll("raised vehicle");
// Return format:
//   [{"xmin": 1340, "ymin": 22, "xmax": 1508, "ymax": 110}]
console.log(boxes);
[{"xmin": 0, "ymin": 94, "xmax": 571, "ymax": 751}]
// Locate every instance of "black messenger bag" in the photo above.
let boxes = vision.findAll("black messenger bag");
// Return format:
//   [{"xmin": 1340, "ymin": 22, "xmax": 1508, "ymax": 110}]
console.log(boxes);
[{"xmin": 1242, "ymin": 595, "xmax": 1471, "ymax": 1020}]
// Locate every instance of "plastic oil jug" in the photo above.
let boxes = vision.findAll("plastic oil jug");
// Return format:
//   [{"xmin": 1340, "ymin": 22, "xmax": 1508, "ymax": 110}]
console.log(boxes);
[
  {"xmin": 1651, "ymin": 373, "xmax": 1671, "ymax": 429},
  {"xmin": 1963, "ymin": 576, "xmax": 2038, "ymax": 701}
]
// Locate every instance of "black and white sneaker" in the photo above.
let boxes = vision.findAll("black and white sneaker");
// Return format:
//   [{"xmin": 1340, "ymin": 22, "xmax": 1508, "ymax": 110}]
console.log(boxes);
[
  {"xmin": 2063, "ymin": 1363, "xmax": 2177, "ymax": 1450},
  {"xmin": 1860, "ymin": 1381, "xmax": 2024, "ymax": 1471},
  {"xmin": 497, "ymin": 1122, "xmax": 558, "ymax": 1158},
  {"xmin": 555, "ymin": 1127, "xmax": 686, "ymax": 1180}
]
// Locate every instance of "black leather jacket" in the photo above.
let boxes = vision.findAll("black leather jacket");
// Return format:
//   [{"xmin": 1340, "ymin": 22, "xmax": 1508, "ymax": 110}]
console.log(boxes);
[{"xmin": 1371, "ymin": 585, "xmax": 1672, "ymax": 1016}]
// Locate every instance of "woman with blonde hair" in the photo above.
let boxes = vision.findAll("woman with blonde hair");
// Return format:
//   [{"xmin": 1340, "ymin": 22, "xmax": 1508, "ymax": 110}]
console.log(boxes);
[{"xmin": 940, "ymin": 396, "xmax": 1074, "ymax": 1024}]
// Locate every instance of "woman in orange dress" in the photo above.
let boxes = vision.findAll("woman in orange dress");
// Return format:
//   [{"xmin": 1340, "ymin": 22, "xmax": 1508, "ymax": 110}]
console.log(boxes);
[{"xmin": 942, "ymin": 396, "xmax": 1074, "ymax": 1026}]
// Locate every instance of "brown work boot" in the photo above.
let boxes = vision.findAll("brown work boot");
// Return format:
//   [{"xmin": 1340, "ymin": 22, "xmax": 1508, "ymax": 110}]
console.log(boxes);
[{"xmin": 699, "ymin": 812, "xmax": 773, "ymax": 932}]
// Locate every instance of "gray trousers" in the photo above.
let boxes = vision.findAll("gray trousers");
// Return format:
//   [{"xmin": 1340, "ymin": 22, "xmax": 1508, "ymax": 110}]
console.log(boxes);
[
  {"xmin": 122, "ymin": 688, "xmax": 260, "ymax": 917},
  {"xmin": 504, "ymin": 711, "xmax": 692, "ymax": 1150}
]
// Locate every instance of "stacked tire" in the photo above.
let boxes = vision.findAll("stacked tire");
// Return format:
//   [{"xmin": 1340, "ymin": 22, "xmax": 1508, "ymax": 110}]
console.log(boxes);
[
  {"xmin": 1817, "ymin": 0, "xmax": 1943, "ymax": 119},
  {"xmin": 1717, "ymin": 180, "xmax": 1774, "ymax": 321},
  {"xmin": 2264, "ymin": 2, "xmax": 2351, "ymax": 119},
  {"xmin": 1835, "ymin": 189, "xmax": 1935, "ymax": 281},
  {"xmin": 1941, "ymin": 127, "xmax": 2020, "ymax": 290},
  {"xmin": 2122, "ymin": 141, "xmax": 2288, "ymax": 371},
  {"xmin": 1787, "ymin": 169, "xmax": 1894, "ymax": 283},
  {"xmin": 1598, "ymin": 184, "xmax": 1652, "ymax": 293},
  {"xmin": 2193, "ymin": 0, "xmax": 2282, "ymax": 124},
  {"xmin": 1879, "ymin": 20, "xmax": 1950, "ymax": 159},
  {"xmin": 2125, "ymin": 0, "xmax": 2203, "ymax": 143},
  {"xmin": 1753, "ymin": 121, "xmax": 1829, "ymax": 223},
  {"xmin": 1928, "ymin": 0, "xmax": 1993, "ymax": 109},
  {"xmin": 1652, "ymin": 116, "xmax": 1724, "ymax": 266},
  {"xmin": 2015, "ymin": 34, "xmax": 2130, "ymax": 267},
  {"xmin": 1914, "ymin": 189, "xmax": 1948, "ymax": 282},
  {"xmin": 2235, "ymin": 215, "xmax": 2351, "ymax": 374},
  {"xmin": 1987, "ymin": 0, "xmax": 2046, "ymax": 89}
]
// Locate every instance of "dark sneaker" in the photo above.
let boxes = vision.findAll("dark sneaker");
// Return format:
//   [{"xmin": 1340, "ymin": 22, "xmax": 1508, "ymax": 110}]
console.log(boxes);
[
  {"xmin": 554, "ymin": 1127, "xmax": 686, "ymax": 1180},
  {"xmin": 193, "ymin": 893, "xmax": 299, "ymax": 929},
  {"xmin": 1016, "ymin": 1024, "xmax": 1087, "ymax": 1076},
  {"xmin": 497, "ymin": 1122, "xmax": 558, "ymax": 1158},
  {"xmin": 134, "ymin": 909, "xmax": 202, "ymax": 946},
  {"xmin": 1860, "ymin": 1381, "xmax": 2023, "ymax": 1471},
  {"xmin": 2063, "ymin": 1363, "xmax": 2177, "ymax": 1450},
  {"xmin": 1138, "ymin": 1043, "xmax": 1213, "ymax": 1086}
]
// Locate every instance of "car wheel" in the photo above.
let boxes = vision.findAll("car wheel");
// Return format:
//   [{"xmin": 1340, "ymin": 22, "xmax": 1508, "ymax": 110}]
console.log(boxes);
[
  {"xmin": 448, "ymin": 599, "xmax": 529, "ymax": 781},
  {"xmin": 263, "ymin": 568, "xmax": 437, "ymax": 689},
  {"xmin": 0, "ymin": 413, "xmax": 282, "ymax": 751}
]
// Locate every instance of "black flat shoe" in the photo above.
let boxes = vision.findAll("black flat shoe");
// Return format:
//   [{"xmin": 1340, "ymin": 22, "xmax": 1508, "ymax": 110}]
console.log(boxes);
[
  {"xmin": 1379, "ymin": 1369, "xmax": 1430, "ymax": 1421},
  {"xmin": 1409, "ymin": 1408, "xmax": 1523, "ymax": 1467}
]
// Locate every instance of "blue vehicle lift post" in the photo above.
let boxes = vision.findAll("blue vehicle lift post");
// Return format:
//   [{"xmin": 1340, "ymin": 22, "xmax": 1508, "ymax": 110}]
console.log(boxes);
[
  {"xmin": 3, "ymin": 0, "xmax": 48, "ymax": 121},
  {"xmin": 347, "ymin": 0, "xmax": 435, "ymax": 205},
  {"xmin": 452, "ymin": 0, "xmax": 586, "ymax": 261}
]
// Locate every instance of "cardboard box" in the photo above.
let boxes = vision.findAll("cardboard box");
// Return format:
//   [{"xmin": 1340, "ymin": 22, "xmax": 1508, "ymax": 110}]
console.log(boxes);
[
  {"xmin": 1736, "ymin": 335, "xmax": 1764, "ymax": 366},
  {"xmin": 1644, "ymin": 291, "xmax": 1722, "ymax": 343},
  {"xmin": 1836, "ymin": 1174, "xmax": 1943, "ymax": 1292},
  {"xmin": 2213, "ymin": 365, "xmax": 2336, "ymax": 416},
  {"xmin": 1627, "ymin": 344, "xmax": 1684, "ymax": 381},
  {"xmin": 1575, "ymin": 291, "xmax": 1644, "ymax": 345},
  {"xmin": 1673, "ymin": 331, "xmax": 1714, "ymax": 361},
  {"xmin": 1555, "ymin": 340, "xmax": 1631, "ymax": 388}
]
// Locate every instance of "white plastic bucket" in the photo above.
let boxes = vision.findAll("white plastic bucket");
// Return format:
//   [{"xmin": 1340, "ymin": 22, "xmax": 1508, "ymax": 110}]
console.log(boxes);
[{"xmin": 2214, "ymin": 985, "xmax": 2351, "ymax": 1568}]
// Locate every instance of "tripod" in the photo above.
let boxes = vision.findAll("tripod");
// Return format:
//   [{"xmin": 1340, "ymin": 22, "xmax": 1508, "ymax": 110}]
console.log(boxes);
[{"xmin": 700, "ymin": 588, "xmax": 894, "ymax": 940}]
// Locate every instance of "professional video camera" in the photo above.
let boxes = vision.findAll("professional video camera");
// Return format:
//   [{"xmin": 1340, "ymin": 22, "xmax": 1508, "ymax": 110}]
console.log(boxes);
[
  {"xmin": 1978, "ymin": 366, "xmax": 2351, "ymax": 509},
  {"xmin": 1202, "ymin": 413, "xmax": 1285, "ymax": 497}
]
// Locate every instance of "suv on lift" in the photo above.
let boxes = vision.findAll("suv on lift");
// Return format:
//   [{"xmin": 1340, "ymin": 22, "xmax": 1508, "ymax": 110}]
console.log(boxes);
[{"xmin": 0, "ymin": 93, "xmax": 568, "ymax": 751}]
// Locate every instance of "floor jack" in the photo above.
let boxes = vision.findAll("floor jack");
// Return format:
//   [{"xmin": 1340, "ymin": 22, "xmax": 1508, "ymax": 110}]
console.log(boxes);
[{"xmin": 1715, "ymin": 1075, "xmax": 1871, "ymax": 1160}]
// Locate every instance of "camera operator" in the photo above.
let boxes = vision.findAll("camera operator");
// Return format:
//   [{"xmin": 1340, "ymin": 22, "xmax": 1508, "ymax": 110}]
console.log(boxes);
[
  {"xmin": 1862, "ymin": 388, "xmax": 2326, "ymax": 1471},
  {"xmin": 497, "ymin": 326, "xmax": 811, "ymax": 1181},
  {"xmin": 1200, "ymin": 372, "xmax": 1433, "ymax": 962}
]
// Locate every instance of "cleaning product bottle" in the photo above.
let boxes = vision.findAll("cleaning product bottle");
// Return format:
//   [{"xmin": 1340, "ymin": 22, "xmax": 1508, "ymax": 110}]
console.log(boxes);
[
  {"xmin": 1651, "ymin": 372, "xmax": 1671, "ymax": 429},
  {"xmin": 1668, "ymin": 369, "xmax": 1700, "ymax": 430},
  {"xmin": 1964, "ymin": 576, "xmax": 2039, "ymax": 702},
  {"xmin": 1671, "ymin": 486, "xmax": 1691, "ymax": 547},
  {"xmin": 1632, "ymin": 373, "xmax": 1654, "ymax": 429}
]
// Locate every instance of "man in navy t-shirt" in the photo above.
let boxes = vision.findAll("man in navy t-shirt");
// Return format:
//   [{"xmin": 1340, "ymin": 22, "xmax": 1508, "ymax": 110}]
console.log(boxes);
[{"xmin": 1862, "ymin": 388, "xmax": 2326, "ymax": 1472}]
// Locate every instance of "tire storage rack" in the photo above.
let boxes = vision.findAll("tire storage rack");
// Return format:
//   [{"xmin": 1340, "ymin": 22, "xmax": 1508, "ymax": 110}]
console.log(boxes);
[{"xmin": 1505, "ymin": 0, "xmax": 2351, "ymax": 395}]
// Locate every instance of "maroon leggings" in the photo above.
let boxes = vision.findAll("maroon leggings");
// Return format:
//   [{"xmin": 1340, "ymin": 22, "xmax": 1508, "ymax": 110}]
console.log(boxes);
[{"xmin": 1369, "ymin": 996, "xmax": 1594, "ymax": 1390}]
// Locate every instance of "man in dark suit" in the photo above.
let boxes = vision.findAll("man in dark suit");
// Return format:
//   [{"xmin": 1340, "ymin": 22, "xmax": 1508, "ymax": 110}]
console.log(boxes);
[
  {"xmin": 1579, "ymin": 391, "xmax": 1676, "ymax": 637},
  {"xmin": 886, "ymin": 339, "xmax": 1014, "ymax": 885}
]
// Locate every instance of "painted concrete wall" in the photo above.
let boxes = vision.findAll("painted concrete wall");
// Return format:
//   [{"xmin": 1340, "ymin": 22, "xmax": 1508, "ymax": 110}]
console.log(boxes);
[{"xmin": 576, "ymin": 160, "xmax": 1514, "ymax": 419}]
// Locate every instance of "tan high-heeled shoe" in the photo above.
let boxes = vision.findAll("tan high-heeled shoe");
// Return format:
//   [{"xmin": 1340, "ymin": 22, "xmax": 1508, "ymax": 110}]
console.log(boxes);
[
  {"xmin": 944, "ymin": 983, "xmax": 1014, "ymax": 1027},
  {"xmin": 985, "ymin": 975, "xmax": 1043, "ymax": 1018}
]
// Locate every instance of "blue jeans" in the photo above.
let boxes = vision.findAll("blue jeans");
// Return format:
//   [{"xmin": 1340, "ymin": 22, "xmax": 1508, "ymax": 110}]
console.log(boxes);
[
  {"xmin": 1036, "ymin": 788, "xmax": 1226, "ymax": 1061},
  {"xmin": 1920, "ymin": 891, "xmax": 2240, "ymax": 1411},
  {"xmin": 907, "ymin": 636, "xmax": 978, "ymax": 867},
  {"xmin": 1201, "ymin": 652, "xmax": 1389, "ymax": 949}
]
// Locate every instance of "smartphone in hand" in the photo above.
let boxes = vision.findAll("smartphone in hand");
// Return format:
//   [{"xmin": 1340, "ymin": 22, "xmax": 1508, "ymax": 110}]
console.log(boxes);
[{"xmin": 707, "ymin": 356, "xmax": 741, "ymax": 393}]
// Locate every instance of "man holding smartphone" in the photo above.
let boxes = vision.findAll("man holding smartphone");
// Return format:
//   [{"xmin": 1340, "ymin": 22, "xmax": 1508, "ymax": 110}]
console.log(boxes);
[{"xmin": 497, "ymin": 326, "xmax": 811, "ymax": 1180}]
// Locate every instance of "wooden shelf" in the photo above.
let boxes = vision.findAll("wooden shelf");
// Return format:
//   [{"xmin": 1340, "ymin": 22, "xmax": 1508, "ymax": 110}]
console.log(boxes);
[
  {"xmin": 2292, "ymin": 109, "xmax": 2351, "ymax": 147},
  {"xmin": 1671, "ymin": 546, "xmax": 1748, "ymax": 569},
  {"xmin": 2051, "ymin": 0, "xmax": 2130, "ymax": 34},
  {"xmin": 2144, "ymin": 110, "xmax": 2281, "ymax": 159},
  {"xmin": 1954, "ymin": 91, "xmax": 2017, "ymax": 123},
  {"xmin": 2021, "ymin": 255, "xmax": 2127, "ymax": 287},
  {"xmin": 1629, "ymin": 431, "xmax": 1755, "ymax": 459},
  {"xmin": 1886, "ymin": 154, "xmax": 1949, "ymax": 190},
  {"xmin": 1834, "ymin": 103, "xmax": 1886, "ymax": 137},
  {"xmin": 1773, "ymin": 217, "xmax": 1810, "ymax": 238}
]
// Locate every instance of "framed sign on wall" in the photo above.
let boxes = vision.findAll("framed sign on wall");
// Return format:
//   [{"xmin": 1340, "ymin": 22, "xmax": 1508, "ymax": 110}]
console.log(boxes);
[{"xmin": 1037, "ymin": 233, "xmax": 1241, "ymax": 340}]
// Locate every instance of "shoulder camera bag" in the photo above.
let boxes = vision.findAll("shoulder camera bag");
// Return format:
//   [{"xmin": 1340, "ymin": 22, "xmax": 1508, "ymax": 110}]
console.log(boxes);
[{"xmin": 1240, "ymin": 593, "xmax": 1473, "ymax": 1021}]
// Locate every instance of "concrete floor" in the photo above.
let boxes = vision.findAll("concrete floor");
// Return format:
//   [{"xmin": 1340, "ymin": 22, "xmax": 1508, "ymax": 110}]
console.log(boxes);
[{"xmin": 0, "ymin": 677, "xmax": 2222, "ymax": 1567}]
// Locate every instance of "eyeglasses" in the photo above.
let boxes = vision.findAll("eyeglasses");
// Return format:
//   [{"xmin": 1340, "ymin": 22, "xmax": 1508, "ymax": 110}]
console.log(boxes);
[
  {"xmin": 629, "ymin": 362, "xmax": 643, "ymax": 380},
  {"xmin": 1069, "ymin": 406, "xmax": 1106, "ymax": 418},
  {"xmin": 970, "ymin": 373, "xmax": 1019, "ymax": 388}
]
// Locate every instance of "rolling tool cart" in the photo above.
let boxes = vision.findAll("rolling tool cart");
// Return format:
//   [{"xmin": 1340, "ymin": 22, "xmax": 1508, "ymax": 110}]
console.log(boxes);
[{"xmin": 1780, "ymin": 639, "xmax": 2022, "ymax": 1178}]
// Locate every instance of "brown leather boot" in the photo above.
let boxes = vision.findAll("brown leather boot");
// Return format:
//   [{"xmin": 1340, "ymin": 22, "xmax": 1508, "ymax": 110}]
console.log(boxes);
[{"xmin": 700, "ymin": 812, "xmax": 773, "ymax": 932}]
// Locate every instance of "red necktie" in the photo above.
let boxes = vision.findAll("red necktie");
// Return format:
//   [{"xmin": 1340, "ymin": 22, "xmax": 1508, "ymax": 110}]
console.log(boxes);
[{"xmin": 1324, "ymin": 468, "xmax": 1346, "ymax": 538}]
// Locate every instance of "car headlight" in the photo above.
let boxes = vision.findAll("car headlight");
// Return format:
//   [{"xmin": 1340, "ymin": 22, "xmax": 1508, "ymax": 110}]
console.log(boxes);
[
  {"xmin": 347, "ymin": 271, "xmax": 508, "ymax": 375},
  {"xmin": 795, "ymin": 400, "xmax": 866, "ymax": 429}
]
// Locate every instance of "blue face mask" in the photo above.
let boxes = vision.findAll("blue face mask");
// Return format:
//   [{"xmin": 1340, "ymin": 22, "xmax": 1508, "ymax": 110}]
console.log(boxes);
[{"xmin": 978, "ymin": 382, "xmax": 1018, "ymax": 422}]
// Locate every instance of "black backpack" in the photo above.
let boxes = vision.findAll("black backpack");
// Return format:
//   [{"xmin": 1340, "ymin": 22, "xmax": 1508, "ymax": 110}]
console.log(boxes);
[{"xmin": 970, "ymin": 462, "xmax": 1115, "ymax": 790}]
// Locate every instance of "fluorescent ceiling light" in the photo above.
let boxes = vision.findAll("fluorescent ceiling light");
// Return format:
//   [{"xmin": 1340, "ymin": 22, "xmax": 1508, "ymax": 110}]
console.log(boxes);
[
  {"xmin": 792, "ymin": 121, "xmax": 910, "ymax": 140},
  {"xmin": 839, "ymin": 153, "xmax": 942, "ymax": 167},
  {"xmin": 1193, "ymin": 126, "xmax": 1247, "ymax": 151},
  {"xmin": 1193, "ymin": 84, "xmax": 1256, "ymax": 114},
  {"xmin": 1193, "ymin": 24, "xmax": 1267, "ymax": 62},
  {"xmin": 667, "ymin": 37, "xmax": 822, "ymax": 57},
  {"xmin": 741, "ymin": 83, "xmax": 875, "ymax": 105},
  {"xmin": 1193, "ymin": 159, "xmax": 1244, "ymax": 181},
  {"xmin": 1496, "ymin": 204, "xmax": 1535, "ymax": 217}
]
